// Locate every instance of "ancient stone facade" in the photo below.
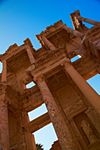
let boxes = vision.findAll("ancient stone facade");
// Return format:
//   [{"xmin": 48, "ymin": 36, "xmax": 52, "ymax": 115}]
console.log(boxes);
[{"xmin": 0, "ymin": 10, "xmax": 100, "ymax": 150}]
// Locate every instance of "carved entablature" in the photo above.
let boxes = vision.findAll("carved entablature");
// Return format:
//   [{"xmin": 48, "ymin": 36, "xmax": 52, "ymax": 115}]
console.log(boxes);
[
  {"xmin": 36, "ymin": 21, "xmax": 65, "ymax": 49},
  {"xmin": 38, "ymin": 20, "xmax": 64, "ymax": 38},
  {"xmin": 22, "ymin": 86, "xmax": 43, "ymax": 111},
  {"xmin": 48, "ymin": 29, "xmax": 71, "ymax": 49},
  {"xmin": 37, "ymin": 20, "xmax": 82, "ymax": 57},
  {"xmin": 6, "ymin": 85, "xmax": 21, "ymax": 106},
  {"xmin": 6, "ymin": 49, "xmax": 31, "ymax": 73},
  {"xmin": 35, "ymin": 48, "xmax": 66, "ymax": 68},
  {"xmin": 1, "ymin": 41, "xmax": 31, "ymax": 60},
  {"xmin": 27, "ymin": 50, "xmax": 67, "ymax": 79},
  {"xmin": 73, "ymin": 57, "xmax": 98, "ymax": 79},
  {"xmin": 0, "ymin": 44, "xmax": 19, "ymax": 61},
  {"xmin": 5, "ymin": 44, "xmax": 18, "ymax": 55}
]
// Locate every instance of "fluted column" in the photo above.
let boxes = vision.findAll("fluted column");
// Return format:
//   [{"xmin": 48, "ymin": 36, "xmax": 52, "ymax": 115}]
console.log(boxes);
[
  {"xmin": 64, "ymin": 61, "xmax": 100, "ymax": 115},
  {"xmin": 0, "ymin": 84, "xmax": 9, "ymax": 150},
  {"xmin": 34, "ymin": 75, "xmax": 76, "ymax": 150}
]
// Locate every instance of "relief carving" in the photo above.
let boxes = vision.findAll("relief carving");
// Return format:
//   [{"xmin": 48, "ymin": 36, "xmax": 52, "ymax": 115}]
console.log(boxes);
[{"xmin": 81, "ymin": 119, "xmax": 97, "ymax": 144}]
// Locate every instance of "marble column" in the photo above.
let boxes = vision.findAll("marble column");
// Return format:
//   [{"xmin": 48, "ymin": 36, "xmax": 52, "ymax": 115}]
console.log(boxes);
[
  {"xmin": 37, "ymin": 35, "xmax": 56, "ymax": 50},
  {"xmin": 64, "ymin": 61, "xmax": 100, "ymax": 115},
  {"xmin": 22, "ymin": 111, "xmax": 37, "ymax": 150},
  {"xmin": 26, "ymin": 48, "xmax": 35, "ymax": 65},
  {"xmin": 41, "ymin": 36, "xmax": 56, "ymax": 50},
  {"xmin": 0, "ymin": 85, "xmax": 9, "ymax": 150},
  {"xmin": 78, "ymin": 16, "xmax": 100, "ymax": 26},
  {"xmin": 34, "ymin": 75, "xmax": 76, "ymax": 150}
]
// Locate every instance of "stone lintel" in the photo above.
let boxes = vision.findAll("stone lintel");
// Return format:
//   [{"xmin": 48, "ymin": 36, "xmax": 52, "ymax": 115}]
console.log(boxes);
[
  {"xmin": 29, "ymin": 113, "xmax": 51, "ymax": 133},
  {"xmin": 23, "ymin": 86, "xmax": 43, "ymax": 112}
]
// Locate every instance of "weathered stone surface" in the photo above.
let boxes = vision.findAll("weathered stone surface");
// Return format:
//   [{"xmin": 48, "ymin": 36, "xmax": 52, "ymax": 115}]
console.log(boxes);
[
  {"xmin": 0, "ymin": 10, "xmax": 100, "ymax": 150},
  {"xmin": 50, "ymin": 141, "xmax": 62, "ymax": 150}
]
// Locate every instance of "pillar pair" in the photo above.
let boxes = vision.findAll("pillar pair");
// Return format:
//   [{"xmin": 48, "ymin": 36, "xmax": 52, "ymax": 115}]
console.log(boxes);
[{"xmin": 32, "ymin": 60, "xmax": 100, "ymax": 150}]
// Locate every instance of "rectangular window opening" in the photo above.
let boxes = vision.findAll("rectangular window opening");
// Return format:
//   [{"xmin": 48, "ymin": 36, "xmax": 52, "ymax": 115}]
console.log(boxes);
[
  {"xmin": 71, "ymin": 55, "xmax": 81, "ymax": 62},
  {"xmin": 87, "ymin": 74, "xmax": 100, "ymax": 95},
  {"xmin": 28, "ymin": 103, "xmax": 48, "ymax": 121},
  {"xmin": 26, "ymin": 81, "xmax": 36, "ymax": 89}
]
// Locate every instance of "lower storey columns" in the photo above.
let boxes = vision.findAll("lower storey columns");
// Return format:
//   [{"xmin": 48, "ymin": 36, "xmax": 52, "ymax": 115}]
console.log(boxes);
[
  {"xmin": 0, "ymin": 94, "xmax": 9, "ymax": 150},
  {"xmin": 64, "ymin": 61, "xmax": 100, "ymax": 115},
  {"xmin": 22, "ymin": 111, "xmax": 37, "ymax": 150},
  {"xmin": 34, "ymin": 76, "xmax": 76, "ymax": 150}
]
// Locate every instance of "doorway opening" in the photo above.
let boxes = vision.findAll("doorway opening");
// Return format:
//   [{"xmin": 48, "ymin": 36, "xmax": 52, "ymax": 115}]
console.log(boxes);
[
  {"xmin": 33, "ymin": 123, "xmax": 58, "ymax": 150},
  {"xmin": 28, "ymin": 104, "xmax": 58, "ymax": 150}
]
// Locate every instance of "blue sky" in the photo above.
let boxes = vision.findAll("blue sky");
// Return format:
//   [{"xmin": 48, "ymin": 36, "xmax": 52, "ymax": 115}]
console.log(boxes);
[
  {"xmin": 0, "ymin": 0, "xmax": 100, "ymax": 52},
  {"xmin": 0, "ymin": 0, "xmax": 100, "ymax": 150}
]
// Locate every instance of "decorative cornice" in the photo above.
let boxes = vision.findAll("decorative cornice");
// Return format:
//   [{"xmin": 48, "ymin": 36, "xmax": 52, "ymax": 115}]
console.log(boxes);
[{"xmin": 37, "ymin": 20, "xmax": 65, "ymax": 38}]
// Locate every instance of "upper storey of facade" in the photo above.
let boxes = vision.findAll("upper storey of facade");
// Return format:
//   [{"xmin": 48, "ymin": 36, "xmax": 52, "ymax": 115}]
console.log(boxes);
[{"xmin": 0, "ymin": 10, "xmax": 99, "ymax": 100}]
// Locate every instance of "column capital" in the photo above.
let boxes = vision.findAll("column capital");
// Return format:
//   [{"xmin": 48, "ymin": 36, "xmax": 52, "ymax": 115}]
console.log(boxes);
[
  {"xmin": 26, "ymin": 64, "xmax": 35, "ymax": 73},
  {"xmin": 33, "ymin": 74, "xmax": 45, "ymax": 84},
  {"xmin": 60, "ymin": 58, "xmax": 71, "ymax": 68},
  {"xmin": 37, "ymin": 34, "xmax": 56, "ymax": 50}
]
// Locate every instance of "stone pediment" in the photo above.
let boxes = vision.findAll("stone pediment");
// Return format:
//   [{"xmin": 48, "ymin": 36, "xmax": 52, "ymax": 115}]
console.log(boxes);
[
  {"xmin": 0, "ymin": 44, "xmax": 19, "ymax": 60},
  {"xmin": 38, "ymin": 20, "xmax": 64, "ymax": 38}
]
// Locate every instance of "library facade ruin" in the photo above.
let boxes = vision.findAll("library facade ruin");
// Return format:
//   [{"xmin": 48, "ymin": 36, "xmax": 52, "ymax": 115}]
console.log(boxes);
[{"xmin": 0, "ymin": 10, "xmax": 100, "ymax": 150}]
